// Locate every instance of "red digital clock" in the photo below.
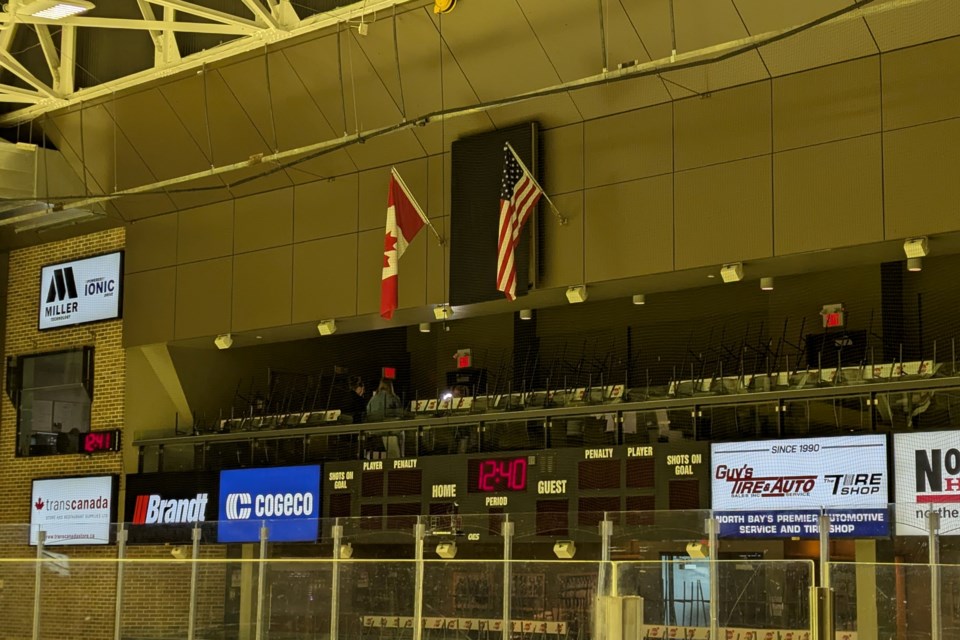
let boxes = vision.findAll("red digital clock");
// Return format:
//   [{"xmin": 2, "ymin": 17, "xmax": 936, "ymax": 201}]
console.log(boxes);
[
  {"xmin": 468, "ymin": 457, "xmax": 528, "ymax": 493},
  {"xmin": 81, "ymin": 430, "xmax": 121, "ymax": 454}
]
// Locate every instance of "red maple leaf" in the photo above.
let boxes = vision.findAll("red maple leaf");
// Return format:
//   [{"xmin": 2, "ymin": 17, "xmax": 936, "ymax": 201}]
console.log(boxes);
[
  {"xmin": 383, "ymin": 233, "xmax": 397, "ymax": 268},
  {"xmin": 35, "ymin": 498, "xmax": 44, "ymax": 510}
]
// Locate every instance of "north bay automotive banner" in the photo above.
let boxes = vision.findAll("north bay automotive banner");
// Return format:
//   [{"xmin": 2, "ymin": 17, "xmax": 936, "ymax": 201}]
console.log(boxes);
[
  {"xmin": 711, "ymin": 435, "xmax": 889, "ymax": 538},
  {"xmin": 894, "ymin": 431, "xmax": 960, "ymax": 536}
]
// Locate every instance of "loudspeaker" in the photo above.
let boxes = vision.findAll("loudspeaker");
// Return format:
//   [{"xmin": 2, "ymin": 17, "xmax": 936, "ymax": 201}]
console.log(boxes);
[
  {"xmin": 686, "ymin": 542, "xmax": 708, "ymax": 558},
  {"xmin": 435, "ymin": 541, "xmax": 458, "ymax": 559},
  {"xmin": 214, "ymin": 334, "xmax": 233, "ymax": 350}
]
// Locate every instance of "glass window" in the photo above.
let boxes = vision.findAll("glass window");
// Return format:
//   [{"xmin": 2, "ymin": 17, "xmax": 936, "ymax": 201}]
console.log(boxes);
[{"xmin": 7, "ymin": 348, "xmax": 93, "ymax": 457}]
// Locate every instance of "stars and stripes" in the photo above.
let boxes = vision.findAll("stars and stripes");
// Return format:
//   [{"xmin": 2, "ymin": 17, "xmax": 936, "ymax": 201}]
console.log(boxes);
[{"xmin": 496, "ymin": 146, "xmax": 543, "ymax": 300}]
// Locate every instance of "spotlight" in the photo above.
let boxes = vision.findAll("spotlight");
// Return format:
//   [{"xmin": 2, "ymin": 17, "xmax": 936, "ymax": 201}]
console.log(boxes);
[
  {"xmin": 565, "ymin": 285, "xmax": 588, "ymax": 304},
  {"xmin": 553, "ymin": 540, "xmax": 576, "ymax": 559},
  {"xmin": 686, "ymin": 541, "xmax": 708, "ymax": 559},
  {"xmin": 419, "ymin": 322, "xmax": 431, "ymax": 333},
  {"xmin": 435, "ymin": 541, "xmax": 458, "ymax": 559},
  {"xmin": 720, "ymin": 263, "xmax": 744, "ymax": 283},
  {"xmin": 338, "ymin": 543, "xmax": 353, "ymax": 559},
  {"xmin": 214, "ymin": 333, "xmax": 233, "ymax": 350},
  {"xmin": 903, "ymin": 237, "xmax": 929, "ymax": 259},
  {"xmin": 907, "ymin": 257, "xmax": 923, "ymax": 272},
  {"xmin": 434, "ymin": 304, "xmax": 453, "ymax": 320},
  {"xmin": 519, "ymin": 309, "xmax": 533, "ymax": 320},
  {"xmin": 317, "ymin": 319, "xmax": 337, "ymax": 336},
  {"xmin": 632, "ymin": 294, "xmax": 646, "ymax": 305},
  {"xmin": 760, "ymin": 277, "xmax": 774, "ymax": 291}
]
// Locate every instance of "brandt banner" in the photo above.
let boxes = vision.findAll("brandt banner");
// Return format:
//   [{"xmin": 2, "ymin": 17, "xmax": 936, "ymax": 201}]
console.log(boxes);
[
  {"xmin": 894, "ymin": 431, "xmax": 960, "ymax": 536},
  {"xmin": 39, "ymin": 251, "xmax": 123, "ymax": 330},
  {"xmin": 30, "ymin": 475, "xmax": 117, "ymax": 546},
  {"xmin": 711, "ymin": 435, "xmax": 889, "ymax": 538},
  {"xmin": 124, "ymin": 472, "xmax": 219, "ymax": 544},
  {"xmin": 218, "ymin": 465, "xmax": 321, "ymax": 543}
]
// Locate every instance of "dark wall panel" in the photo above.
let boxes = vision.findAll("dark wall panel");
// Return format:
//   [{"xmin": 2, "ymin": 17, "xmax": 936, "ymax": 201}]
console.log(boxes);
[{"xmin": 450, "ymin": 122, "xmax": 539, "ymax": 306}]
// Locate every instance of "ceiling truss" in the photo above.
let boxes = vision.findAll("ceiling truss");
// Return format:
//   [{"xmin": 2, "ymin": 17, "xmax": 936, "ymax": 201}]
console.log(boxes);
[{"xmin": 0, "ymin": 0, "xmax": 405, "ymax": 123}]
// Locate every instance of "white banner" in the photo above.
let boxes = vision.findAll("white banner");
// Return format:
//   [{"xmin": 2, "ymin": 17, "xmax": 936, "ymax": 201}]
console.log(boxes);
[
  {"xmin": 30, "ymin": 476, "xmax": 114, "ymax": 546},
  {"xmin": 39, "ymin": 252, "xmax": 123, "ymax": 330},
  {"xmin": 894, "ymin": 431, "xmax": 960, "ymax": 536},
  {"xmin": 711, "ymin": 435, "xmax": 888, "ymax": 538}
]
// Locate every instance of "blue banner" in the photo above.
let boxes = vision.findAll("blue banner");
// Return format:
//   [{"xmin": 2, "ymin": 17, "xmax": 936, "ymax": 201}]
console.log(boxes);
[
  {"xmin": 716, "ymin": 508, "xmax": 889, "ymax": 538},
  {"xmin": 218, "ymin": 465, "xmax": 321, "ymax": 543}
]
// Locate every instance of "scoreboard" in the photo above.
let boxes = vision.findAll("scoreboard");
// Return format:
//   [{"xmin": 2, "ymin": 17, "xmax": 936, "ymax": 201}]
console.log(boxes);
[{"xmin": 323, "ymin": 442, "xmax": 711, "ymax": 542}]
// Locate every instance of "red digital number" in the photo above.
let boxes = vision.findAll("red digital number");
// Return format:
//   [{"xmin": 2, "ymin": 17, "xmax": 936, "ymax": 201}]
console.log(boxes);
[
  {"xmin": 83, "ymin": 432, "xmax": 113, "ymax": 453},
  {"xmin": 477, "ymin": 458, "xmax": 526, "ymax": 491}
]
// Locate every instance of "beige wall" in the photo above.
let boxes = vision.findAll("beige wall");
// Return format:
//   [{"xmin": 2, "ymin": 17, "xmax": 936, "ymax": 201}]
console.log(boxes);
[{"xmin": 124, "ymin": 38, "xmax": 960, "ymax": 346}]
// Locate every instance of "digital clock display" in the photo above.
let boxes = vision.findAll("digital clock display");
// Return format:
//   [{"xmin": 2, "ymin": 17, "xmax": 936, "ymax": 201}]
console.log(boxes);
[
  {"xmin": 81, "ymin": 430, "xmax": 121, "ymax": 454},
  {"xmin": 468, "ymin": 457, "xmax": 528, "ymax": 493}
]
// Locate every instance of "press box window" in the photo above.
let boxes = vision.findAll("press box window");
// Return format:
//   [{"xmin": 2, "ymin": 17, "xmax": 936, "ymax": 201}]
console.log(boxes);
[{"xmin": 6, "ymin": 347, "xmax": 94, "ymax": 457}]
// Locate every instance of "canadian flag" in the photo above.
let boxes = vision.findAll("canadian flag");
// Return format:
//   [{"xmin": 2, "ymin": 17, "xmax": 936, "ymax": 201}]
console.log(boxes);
[{"xmin": 381, "ymin": 169, "xmax": 428, "ymax": 319}]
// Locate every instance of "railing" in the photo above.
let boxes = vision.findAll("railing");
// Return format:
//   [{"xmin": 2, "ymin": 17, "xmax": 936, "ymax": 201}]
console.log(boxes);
[
  {"xmin": 133, "ymin": 374, "xmax": 960, "ymax": 472},
  {"xmin": 0, "ymin": 505, "xmax": 957, "ymax": 639}
]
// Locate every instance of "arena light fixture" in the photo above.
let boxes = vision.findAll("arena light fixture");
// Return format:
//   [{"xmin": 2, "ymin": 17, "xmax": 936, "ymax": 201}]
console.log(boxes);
[
  {"xmin": 903, "ymin": 237, "xmax": 929, "ymax": 259},
  {"xmin": 419, "ymin": 322, "xmax": 431, "ymax": 333},
  {"xmin": 20, "ymin": 0, "xmax": 94, "ymax": 19},
  {"xmin": 907, "ymin": 257, "xmax": 923, "ymax": 272},
  {"xmin": 317, "ymin": 319, "xmax": 337, "ymax": 336},
  {"xmin": 214, "ymin": 333, "xmax": 233, "ymax": 350},
  {"xmin": 760, "ymin": 277, "xmax": 774, "ymax": 291},
  {"xmin": 720, "ymin": 263, "xmax": 744, "ymax": 283},
  {"xmin": 565, "ymin": 285, "xmax": 588, "ymax": 304},
  {"xmin": 519, "ymin": 309, "xmax": 533, "ymax": 320},
  {"xmin": 632, "ymin": 294, "xmax": 646, "ymax": 305}
]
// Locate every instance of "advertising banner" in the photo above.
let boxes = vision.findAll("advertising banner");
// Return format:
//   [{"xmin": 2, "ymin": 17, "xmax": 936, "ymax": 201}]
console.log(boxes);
[
  {"xmin": 218, "ymin": 465, "xmax": 321, "ymax": 543},
  {"xmin": 39, "ymin": 251, "xmax": 123, "ymax": 330},
  {"xmin": 125, "ymin": 471, "xmax": 219, "ymax": 544},
  {"xmin": 711, "ymin": 435, "xmax": 888, "ymax": 538},
  {"xmin": 30, "ymin": 475, "xmax": 116, "ymax": 546},
  {"xmin": 894, "ymin": 431, "xmax": 960, "ymax": 536}
]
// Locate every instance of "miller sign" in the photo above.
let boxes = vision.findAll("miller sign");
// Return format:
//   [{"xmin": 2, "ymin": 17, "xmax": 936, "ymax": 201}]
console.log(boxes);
[{"xmin": 39, "ymin": 252, "xmax": 123, "ymax": 330}]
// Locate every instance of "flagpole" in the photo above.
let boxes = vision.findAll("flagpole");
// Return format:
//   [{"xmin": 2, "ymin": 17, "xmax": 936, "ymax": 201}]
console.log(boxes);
[
  {"xmin": 504, "ymin": 142, "xmax": 568, "ymax": 225},
  {"xmin": 391, "ymin": 167, "xmax": 445, "ymax": 245}
]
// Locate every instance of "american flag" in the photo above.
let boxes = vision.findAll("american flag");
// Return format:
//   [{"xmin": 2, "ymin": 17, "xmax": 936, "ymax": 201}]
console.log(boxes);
[{"xmin": 496, "ymin": 147, "xmax": 543, "ymax": 300}]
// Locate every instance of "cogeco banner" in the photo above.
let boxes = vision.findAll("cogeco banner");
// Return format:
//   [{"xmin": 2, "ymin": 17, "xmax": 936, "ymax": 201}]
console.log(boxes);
[
  {"xmin": 711, "ymin": 435, "xmax": 888, "ymax": 538},
  {"xmin": 218, "ymin": 465, "xmax": 321, "ymax": 543},
  {"xmin": 894, "ymin": 431, "xmax": 960, "ymax": 536}
]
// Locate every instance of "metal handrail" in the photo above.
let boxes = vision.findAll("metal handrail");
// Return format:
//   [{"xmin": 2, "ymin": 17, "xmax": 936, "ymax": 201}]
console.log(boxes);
[{"xmin": 132, "ymin": 374, "xmax": 960, "ymax": 447}]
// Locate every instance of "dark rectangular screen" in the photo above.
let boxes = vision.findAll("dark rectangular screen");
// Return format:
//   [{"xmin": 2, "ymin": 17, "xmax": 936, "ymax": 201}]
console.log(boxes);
[
  {"xmin": 450, "ymin": 123, "xmax": 539, "ymax": 305},
  {"xmin": 578, "ymin": 459, "xmax": 621, "ymax": 490},
  {"xmin": 387, "ymin": 470, "xmax": 422, "ymax": 496}
]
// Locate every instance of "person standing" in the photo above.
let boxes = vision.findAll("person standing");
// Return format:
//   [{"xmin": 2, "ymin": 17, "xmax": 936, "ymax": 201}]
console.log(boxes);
[
  {"xmin": 343, "ymin": 376, "xmax": 367, "ymax": 424},
  {"xmin": 366, "ymin": 378, "xmax": 404, "ymax": 457}
]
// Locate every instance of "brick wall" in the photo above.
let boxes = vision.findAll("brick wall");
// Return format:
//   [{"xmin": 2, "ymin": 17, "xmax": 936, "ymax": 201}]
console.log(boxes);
[{"xmin": 0, "ymin": 228, "xmax": 226, "ymax": 640}]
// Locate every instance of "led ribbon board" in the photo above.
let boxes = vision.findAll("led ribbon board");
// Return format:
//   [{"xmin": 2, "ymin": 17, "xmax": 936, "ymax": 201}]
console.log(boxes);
[{"xmin": 711, "ymin": 435, "xmax": 889, "ymax": 538}]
